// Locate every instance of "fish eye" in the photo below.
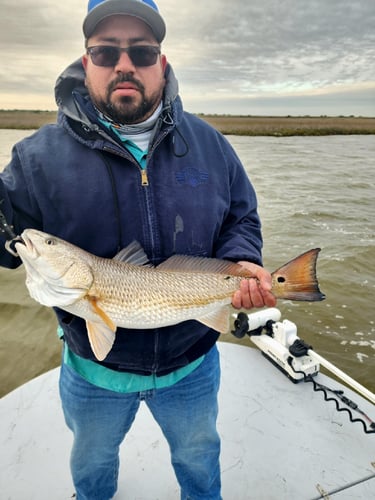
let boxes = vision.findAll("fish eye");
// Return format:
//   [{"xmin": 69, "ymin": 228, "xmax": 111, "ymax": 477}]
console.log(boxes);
[
  {"xmin": 45, "ymin": 238, "xmax": 57, "ymax": 246},
  {"xmin": 277, "ymin": 276, "xmax": 286, "ymax": 283}
]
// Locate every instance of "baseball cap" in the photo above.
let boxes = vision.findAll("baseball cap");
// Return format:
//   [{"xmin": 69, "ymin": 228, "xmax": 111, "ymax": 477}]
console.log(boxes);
[{"xmin": 83, "ymin": 0, "xmax": 166, "ymax": 42}]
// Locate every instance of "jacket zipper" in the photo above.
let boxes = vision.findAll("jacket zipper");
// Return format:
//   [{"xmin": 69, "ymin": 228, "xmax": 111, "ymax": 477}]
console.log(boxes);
[
  {"xmin": 139, "ymin": 128, "xmax": 169, "ymax": 187},
  {"xmin": 99, "ymin": 114, "xmax": 173, "ymax": 188},
  {"xmin": 103, "ymin": 144, "xmax": 149, "ymax": 186},
  {"xmin": 141, "ymin": 169, "xmax": 149, "ymax": 186}
]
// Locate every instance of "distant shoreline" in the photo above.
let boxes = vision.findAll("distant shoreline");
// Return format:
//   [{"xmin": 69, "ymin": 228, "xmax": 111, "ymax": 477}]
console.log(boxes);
[{"xmin": 1, "ymin": 109, "xmax": 374, "ymax": 136}]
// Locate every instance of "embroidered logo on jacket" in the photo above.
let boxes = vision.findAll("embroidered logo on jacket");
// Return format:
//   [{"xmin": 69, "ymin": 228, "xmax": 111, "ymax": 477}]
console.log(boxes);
[{"xmin": 176, "ymin": 168, "xmax": 209, "ymax": 187}]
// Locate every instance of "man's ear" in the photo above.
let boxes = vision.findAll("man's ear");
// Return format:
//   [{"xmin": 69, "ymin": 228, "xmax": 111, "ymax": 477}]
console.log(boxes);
[
  {"xmin": 161, "ymin": 54, "xmax": 168, "ymax": 73},
  {"xmin": 82, "ymin": 54, "xmax": 88, "ymax": 71}
]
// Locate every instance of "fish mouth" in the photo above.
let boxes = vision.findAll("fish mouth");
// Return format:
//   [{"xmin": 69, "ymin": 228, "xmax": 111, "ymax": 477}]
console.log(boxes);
[
  {"xmin": 4, "ymin": 235, "xmax": 25, "ymax": 257},
  {"xmin": 15, "ymin": 231, "xmax": 39, "ymax": 260}
]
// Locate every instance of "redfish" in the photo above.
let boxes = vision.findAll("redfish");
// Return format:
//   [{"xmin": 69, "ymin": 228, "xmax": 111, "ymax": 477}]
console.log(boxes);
[{"xmin": 14, "ymin": 229, "xmax": 324, "ymax": 361}]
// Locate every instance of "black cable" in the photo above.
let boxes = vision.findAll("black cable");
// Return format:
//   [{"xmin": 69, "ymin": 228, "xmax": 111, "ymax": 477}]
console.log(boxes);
[
  {"xmin": 172, "ymin": 126, "xmax": 189, "ymax": 158},
  {"xmin": 287, "ymin": 356, "xmax": 375, "ymax": 434}
]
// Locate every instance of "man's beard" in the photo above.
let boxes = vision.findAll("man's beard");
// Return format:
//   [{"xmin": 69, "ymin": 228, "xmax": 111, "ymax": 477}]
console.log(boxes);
[{"xmin": 91, "ymin": 73, "xmax": 162, "ymax": 125}]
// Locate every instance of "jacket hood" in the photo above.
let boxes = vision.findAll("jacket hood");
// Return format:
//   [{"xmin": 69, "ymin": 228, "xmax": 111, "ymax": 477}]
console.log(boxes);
[{"xmin": 54, "ymin": 58, "xmax": 180, "ymax": 126}]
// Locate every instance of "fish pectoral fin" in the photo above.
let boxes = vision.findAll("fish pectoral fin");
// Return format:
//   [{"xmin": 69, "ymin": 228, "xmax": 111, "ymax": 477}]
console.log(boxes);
[
  {"xmin": 87, "ymin": 296, "xmax": 116, "ymax": 331},
  {"xmin": 86, "ymin": 320, "xmax": 116, "ymax": 361},
  {"xmin": 85, "ymin": 296, "xmax": 117, "ymax": 361},
  {"xmin": 197, "ymin": 306, "xmax": 230, "ymax": 334}
]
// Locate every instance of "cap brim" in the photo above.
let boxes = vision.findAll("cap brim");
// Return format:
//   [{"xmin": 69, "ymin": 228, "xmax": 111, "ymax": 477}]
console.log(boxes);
[{"xmin": 83, "ymin": 0, "xmax": 166, "ymax": 43}]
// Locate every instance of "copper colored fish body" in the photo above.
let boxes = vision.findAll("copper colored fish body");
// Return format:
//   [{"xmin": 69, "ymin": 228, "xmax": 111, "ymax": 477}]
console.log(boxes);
[{"xmin": 14, "ymin": 229, "xmax": 325, "ymax": 361}]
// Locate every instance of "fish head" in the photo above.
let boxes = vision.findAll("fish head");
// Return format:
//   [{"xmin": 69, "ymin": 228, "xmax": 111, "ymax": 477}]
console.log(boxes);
[{"xmin": 15, "ymin": 229, "xmax": 94, "ymax": 308}]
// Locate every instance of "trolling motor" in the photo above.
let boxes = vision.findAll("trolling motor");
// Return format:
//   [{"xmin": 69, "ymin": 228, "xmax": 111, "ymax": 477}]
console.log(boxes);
[
  {"xmin": 232, "ymin": 308, "xmax": 375, "ymax": 433},
  {"xmin": 232, "ymin": 308, "xmax": 319, "ymax": 382},
  {"xmin": 232, "ymin": 308, "xmax": 375, "ymax": 404}
]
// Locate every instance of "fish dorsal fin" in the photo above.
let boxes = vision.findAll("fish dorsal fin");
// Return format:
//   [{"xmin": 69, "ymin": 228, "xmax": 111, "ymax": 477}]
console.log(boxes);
[
  {"xmin": 197, "ymin": 306, "xmax": 231, "ymax": 334},
  {"xmin": 114, "ymin": 241, "xmax": 151, "ymax": 266},
  {"xmin": 157, "ymin": 255, "xmax": 250, "ymax": 276}
]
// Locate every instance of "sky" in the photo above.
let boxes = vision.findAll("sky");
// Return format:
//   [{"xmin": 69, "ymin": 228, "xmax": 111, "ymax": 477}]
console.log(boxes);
[{"xmin": 0, "ymin": 0, "xmax": 374, "ymax": 116}]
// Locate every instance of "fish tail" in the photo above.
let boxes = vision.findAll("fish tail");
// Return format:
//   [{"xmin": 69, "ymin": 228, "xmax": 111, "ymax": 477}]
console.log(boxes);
[{"xmin": 272, "ymin": 248, "xmax": 325, "ymax": 301}]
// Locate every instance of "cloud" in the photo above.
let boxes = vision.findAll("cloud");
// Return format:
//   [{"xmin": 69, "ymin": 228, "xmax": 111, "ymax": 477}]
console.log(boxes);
[
  {"xmin": 181, "ymin": 84, "xmax": 375, "ymax": 117},
  {"xmin": 0, "ymin": 1, "xmax": 85, "ymax": 49},
  {"xmin": 0, "ymin": 1, "xmax": 86, "ymax": 108},
  {"xmin": 0, "ymin": 0, "xmax": 374, "ymax": 115},
  {"xmin": 163, "ymin": 2, "xmax": 375, "ymax": 83}
]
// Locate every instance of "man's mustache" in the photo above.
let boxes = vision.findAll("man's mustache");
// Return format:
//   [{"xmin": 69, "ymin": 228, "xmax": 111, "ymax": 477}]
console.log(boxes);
[{"xmin": 107, "ymin": 73, "xmax": 145, "ymax": 94}]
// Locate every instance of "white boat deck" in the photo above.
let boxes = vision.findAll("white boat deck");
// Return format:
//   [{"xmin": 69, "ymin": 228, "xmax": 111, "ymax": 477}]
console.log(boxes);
[{"xmin": 1, "ymin": 342, "xmax": 374, "ymax": 499}]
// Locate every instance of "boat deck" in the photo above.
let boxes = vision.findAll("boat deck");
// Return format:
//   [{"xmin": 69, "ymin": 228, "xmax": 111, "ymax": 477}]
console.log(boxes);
[{"xmin": 1, "ymin": 342, "xmax": 374, "ymax": 499}]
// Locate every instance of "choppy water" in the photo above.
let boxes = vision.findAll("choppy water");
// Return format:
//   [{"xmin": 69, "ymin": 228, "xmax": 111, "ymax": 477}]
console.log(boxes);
[{"xmin": 0, "ymin": 131, "xmax": 374, "ymax": 397}]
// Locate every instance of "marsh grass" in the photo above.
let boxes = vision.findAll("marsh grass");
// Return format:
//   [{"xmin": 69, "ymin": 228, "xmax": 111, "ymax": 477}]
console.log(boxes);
[
  {"xmin": 198, "ymin": 114, "xmax": 375, "ymax": 136},
  {"xmin": 0, "ymin": 110, "xmax": 57, "ymax": 130},
  {"xmin": 1, "ymin": 110, "xmax": 374, "ymax": 136}
]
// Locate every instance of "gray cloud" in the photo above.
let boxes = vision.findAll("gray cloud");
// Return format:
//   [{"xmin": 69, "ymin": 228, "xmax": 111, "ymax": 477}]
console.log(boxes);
[
  {"xmin": 0, "ymin": 1, "xmax": 85, "ymax": 106},
  {"xmin": 0, "ymin": 0, "xmax": 374, "ymax": 114},
  {"xmin": 0, "ymin": 1, "xmax": 84, "ymax": 49},
  {"xmin": 165, "ymin": 1, "xmax": 375, "ymax": 78}
]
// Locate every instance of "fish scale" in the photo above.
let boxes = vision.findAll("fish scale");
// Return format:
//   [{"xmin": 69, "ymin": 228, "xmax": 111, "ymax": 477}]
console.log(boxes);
[{"xmin": 87, "ymin": 258, "xmax": 241, "ymax": 325}]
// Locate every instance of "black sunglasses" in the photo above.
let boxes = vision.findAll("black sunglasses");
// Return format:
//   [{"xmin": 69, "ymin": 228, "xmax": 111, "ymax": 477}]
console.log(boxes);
[{"xmin": 87, "ymin": 45, "xmax": 161, "ymax": 68}]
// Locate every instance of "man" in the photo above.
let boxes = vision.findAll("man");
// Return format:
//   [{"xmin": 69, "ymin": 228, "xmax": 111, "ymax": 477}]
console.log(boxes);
[{"xmin": 0, "ymin": 1, "xmax": 276, "ymax": 498}]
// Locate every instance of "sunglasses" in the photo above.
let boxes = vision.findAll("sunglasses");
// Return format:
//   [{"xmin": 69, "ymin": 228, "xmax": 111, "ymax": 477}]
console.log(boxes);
[{"xmin": 86, "ymin": 45, "xmax": 161, "ymax": 68}]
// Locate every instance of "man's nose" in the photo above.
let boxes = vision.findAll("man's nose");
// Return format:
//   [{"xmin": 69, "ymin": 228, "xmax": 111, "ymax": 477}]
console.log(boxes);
[{"xmin": 114, "ymin": 50, "xmax": 136, "ymax": 72}]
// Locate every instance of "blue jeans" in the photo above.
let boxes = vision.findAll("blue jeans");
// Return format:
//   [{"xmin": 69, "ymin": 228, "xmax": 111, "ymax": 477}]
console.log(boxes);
[{"xmin": 59, "ymin": 345, "xmax": 221, "ymax": 500}]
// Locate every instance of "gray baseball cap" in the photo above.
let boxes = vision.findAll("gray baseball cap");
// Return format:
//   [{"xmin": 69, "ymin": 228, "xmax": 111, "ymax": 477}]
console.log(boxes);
[{"xmin": 83, "ymin": 0, "xmax": 166, "ymax": 42}]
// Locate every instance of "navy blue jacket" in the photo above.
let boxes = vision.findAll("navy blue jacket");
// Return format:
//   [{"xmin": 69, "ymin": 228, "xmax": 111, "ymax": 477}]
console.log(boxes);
[{"xmin": 0, "ymin": 60, "xmax": 263, "ymax": 375}]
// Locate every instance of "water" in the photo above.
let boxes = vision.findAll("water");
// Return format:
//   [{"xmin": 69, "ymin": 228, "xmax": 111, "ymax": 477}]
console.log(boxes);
[
  {"xmin": 0, "ymin": 131, "xmax": 374, "ymax": 397},
  {"xmin": 231, "ymin": 134, "xmax": 375, "ymax": 394}
]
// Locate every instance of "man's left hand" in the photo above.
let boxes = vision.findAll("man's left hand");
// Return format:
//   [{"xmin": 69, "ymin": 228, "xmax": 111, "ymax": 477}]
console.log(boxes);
[{"xmin": 231, "ymin": 261, "xmax": 277, "ymax": 310}]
